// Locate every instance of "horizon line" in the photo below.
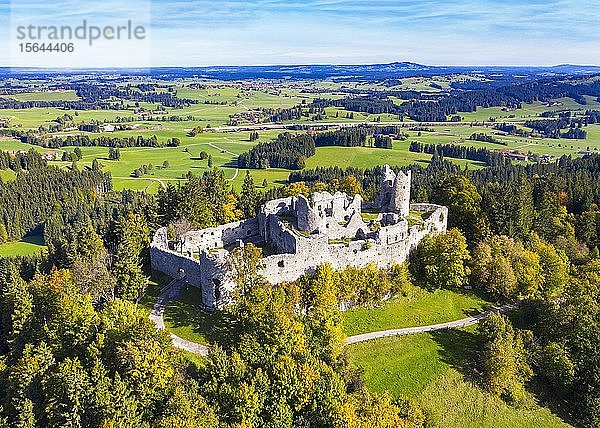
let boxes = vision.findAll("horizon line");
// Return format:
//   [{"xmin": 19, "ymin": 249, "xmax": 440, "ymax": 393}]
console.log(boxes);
[{"xmin": 2, "ymin": 62, "xmax": 600, "ymax": 71}]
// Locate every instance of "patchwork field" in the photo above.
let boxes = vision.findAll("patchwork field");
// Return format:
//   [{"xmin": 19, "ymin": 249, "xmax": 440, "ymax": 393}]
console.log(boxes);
[
  {"xmin": 3, "ymin": 117, "xmax": 599, "ymax": 196},
  {"xmin": 2, "ymin": 79, "xmax": 600, "ymax": 259}
]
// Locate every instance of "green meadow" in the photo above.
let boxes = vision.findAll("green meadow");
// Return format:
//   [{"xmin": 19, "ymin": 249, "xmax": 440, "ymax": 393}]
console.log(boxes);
[
  {"xmin": 0, "ymin": 234, "xmax": 46, "ymax": 257},
  {"xmin": 348, "ymin": 332, "xmax": 571, "ymax": 428},
  {"xmin": 342, "ymin": 288, "xmax": 489, "ymax": 337},
  {"xmin": 1, "ymin": 83, "xmax": 599, "ymax": 258},
  {"xmin": 158, "ymin": 279, "xmax": 570, "ymax": 427},
  {"xmin": 2, "ymin": 119, "xmax": 600, "ymax": 195},
  {"xmin": 1, "ymin": 90, "xmax": 80, "ymax": 102}
]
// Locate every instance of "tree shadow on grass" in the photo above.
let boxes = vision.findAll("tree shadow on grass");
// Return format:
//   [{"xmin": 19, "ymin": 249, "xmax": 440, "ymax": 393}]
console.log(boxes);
[
  {"xmin": 430, "ymin": 328, "xmax": 480, "ymax": 384},
  {"xmin": 221, "ymin": 160, "xmax": 240, "ymax": 169},
  {"xmin": 165, "ymin": 299, "xmax": 237, "ymax": 349},
  {"xmin": 21, "ymin": 233, "xmax": 45, "ymax": 246},
  {"xmin": 431, "ymin": 324, "xmax": 573, "ymax": 426}
]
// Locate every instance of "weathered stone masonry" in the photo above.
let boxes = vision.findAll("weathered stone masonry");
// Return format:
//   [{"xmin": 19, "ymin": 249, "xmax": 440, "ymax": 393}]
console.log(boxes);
[{"xmin": 151, "ymin": 165, "xmax": 448, "ymax": 309}]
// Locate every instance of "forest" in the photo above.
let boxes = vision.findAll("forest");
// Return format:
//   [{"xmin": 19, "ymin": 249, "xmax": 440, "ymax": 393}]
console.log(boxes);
[
  {"xmin": 0, "ymin": 84, "xmax": 198, "ymax": 110},
  {"xmin": 17, "ymin": 134, "xmax": 181, "ymax": 149},
  {"xmin": 238, "ymin": 128, "xmax": 396, "ymax": 170},
  {"xmin": 311, "ymin": 75, "xmax": 600, "ymax": 122},
  {"xmin": 237, "ymin": 132, "xmax": 316, "ymax": 170},
  {"xmin": 408, "ymin": 142, "xmax": 506, "ymax": 166},
  {"xmin": 4, "ymin": 67, "xmax": 600, "ymax": 426},
  {"xmin": 2, "ymin": 145, "xmax": 600, "ymax": 425},
  {"xmin": 285, "ymin": 153, "xmax": 600, "ymax": 425}
]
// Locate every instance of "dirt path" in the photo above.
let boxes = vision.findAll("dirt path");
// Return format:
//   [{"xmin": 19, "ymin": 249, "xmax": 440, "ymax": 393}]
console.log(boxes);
[
  {"xmin": 149, "ymin": 279, "xmax": 210, "ymax": 356},
  {"xmin": 207, "ymin": 141, "xmax": 240, "ymax": 181},
  {"xmin": 149, "ymin": 284, "xmax": 514, "ymax": 355}
]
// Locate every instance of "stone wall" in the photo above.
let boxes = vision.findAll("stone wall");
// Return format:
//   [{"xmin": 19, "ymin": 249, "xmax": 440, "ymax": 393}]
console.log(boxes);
[
  {"xmin": 182, "ymin": 218, "xmax": 260, "ymax": 254},
  {"xmin": 149, "ymin": 169, "xmax": 448, "ymax": 310},
  {"xmin": 392, "ymin": 170, "xmax": 411, "ymax": 217},
  {"xmin": 377, "ymin": 165, "xmax": 411, "ymax": 216},
  {"xmin": 264, "ymin": 215, "xmax": 298, "ymax": 254},
  {"xmin": 150, "ymin": 228, "xmax": 204, "ymax": 298}
]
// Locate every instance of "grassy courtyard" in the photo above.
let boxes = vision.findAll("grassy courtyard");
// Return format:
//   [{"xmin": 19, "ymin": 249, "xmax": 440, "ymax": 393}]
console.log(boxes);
[{"xmin": 163, "ymin": 285, "xmax": 234, "ymax": 346}]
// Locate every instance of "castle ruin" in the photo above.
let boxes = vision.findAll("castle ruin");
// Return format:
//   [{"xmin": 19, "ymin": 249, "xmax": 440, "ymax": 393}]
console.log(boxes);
[{"xmin": 150, "ymin": 165, "xmax": 448, "ymax": 309}]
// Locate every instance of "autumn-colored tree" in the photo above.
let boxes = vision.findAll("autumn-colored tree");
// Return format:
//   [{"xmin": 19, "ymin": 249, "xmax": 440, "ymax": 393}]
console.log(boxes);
[
  {"xmin": 411, "ymin": 229, "xmax": 471, "ymax": 289},
  {"xmin": 284, "ymin": 181, "xmax": 310, "ymax": 198},
  {"xmin": 478, "ymin": 312, "xmax": 533, "ymax": 405}
]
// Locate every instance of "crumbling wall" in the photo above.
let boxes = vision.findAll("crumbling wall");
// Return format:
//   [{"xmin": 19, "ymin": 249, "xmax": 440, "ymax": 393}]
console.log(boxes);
[
  {"xmin": 265, "ymin": 215, "xmax": 298, "ymax": 254},
  {"xmin": 296, "ymin": 195, "xmax": 320, "ymax": 233},
  {"xmin": 150, "ymin": 228, "xmax": 205, "ymax": 299},
  {"xmin": 377, "ymin": 166, "xmax": 411, "ymax": 216},
  {"xmin": 149, "ymin": 168, "xmax": 449, "ymax": 310},
  {"xmin": 261, "ymin": 233, "xmax": 329, "ymax": 283},
  {"xmin": 377, "ymin": 220, "xmax": 409, "ymax": 246},
  {"xmin": 183, "ymin": 218, "xmax": 260, "ymax": 253},
  {"xmin": 199, "ymin": 251, "xmax": 231, "ymax": 309}
]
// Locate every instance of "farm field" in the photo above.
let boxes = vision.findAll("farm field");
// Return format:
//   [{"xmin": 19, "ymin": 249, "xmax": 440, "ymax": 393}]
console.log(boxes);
[
  {"xmin": 1, "ymin": 90, "xmax": 80, "ymax": 102},
  {"xmin": 2, "ymin": 120, "xmax": 600, "ymax": 193},
  {"xmin": 2, "ymin": 82, "xmax": 600, "ymax": 208}
]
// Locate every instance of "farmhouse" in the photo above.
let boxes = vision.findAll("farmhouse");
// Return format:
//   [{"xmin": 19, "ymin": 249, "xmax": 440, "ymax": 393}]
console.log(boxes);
[
  {"xmin": 497, "ymin": 148, "xmax": 529, "ymax": 162},
  {"xmin": 151, "ymin": 165, "xmax": 448, "ymax": 309},
  {"xmin": 41, "ymin": 151, "xmax": 59, "ymax": 161}
]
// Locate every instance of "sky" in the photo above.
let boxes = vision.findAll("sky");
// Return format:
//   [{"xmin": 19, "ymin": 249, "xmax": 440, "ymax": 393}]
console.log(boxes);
[{"xmin": 1, "ymin": 0, "xmax": 599, "ymax": 67}]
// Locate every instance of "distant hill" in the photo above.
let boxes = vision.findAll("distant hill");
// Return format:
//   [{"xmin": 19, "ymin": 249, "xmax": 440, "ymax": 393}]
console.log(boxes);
[{"xmin": 1, "ymin": 62, "xmax": 600, "ymax": 80}]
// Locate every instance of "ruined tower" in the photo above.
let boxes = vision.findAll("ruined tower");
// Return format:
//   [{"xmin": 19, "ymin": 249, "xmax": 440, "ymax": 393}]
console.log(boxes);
[{"xmin": 378, "ymin": 165, "xmax": 411, "ymax": 217}]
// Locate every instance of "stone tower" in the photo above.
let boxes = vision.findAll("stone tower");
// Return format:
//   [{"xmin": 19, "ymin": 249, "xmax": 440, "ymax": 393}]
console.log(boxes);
[{"xmin": 378, "ymin": 165, "xmax": 411, "ymax": 217}]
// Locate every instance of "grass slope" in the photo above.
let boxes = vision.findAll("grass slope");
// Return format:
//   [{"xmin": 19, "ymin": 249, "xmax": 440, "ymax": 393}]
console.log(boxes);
[
  {"xmin": 0, "ymin": 234, "xmax": 46, "ymax": 257},
  {"xmin": 342, "ymin": 288, "xmax": 489, "ymax": 336},
  {"xmin": 0, "ymin": 169, "xmax": 16, "ymax": 183},
  {"xmin": 348, "ymin": 332, "xmax": 571, "ymax": 428},
  {"xmin": 163, "ymin": 285, "xmax": 234, "ymax": 346}
]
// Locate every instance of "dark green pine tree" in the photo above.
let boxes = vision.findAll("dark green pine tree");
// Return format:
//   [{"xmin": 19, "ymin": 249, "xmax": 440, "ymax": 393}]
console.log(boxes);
[
  {"xmin": 240, "ymin": 171, "xmax": 258, "ymax": 218},
  {"xmin": 111, "ymin": 214, "xmax": 150, "ymax": 302}
]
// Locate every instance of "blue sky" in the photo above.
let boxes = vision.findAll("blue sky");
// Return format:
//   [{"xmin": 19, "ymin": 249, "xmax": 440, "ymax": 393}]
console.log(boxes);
[{"xmin": 1, "ymin": 0, "xmax": 599, "ymax": 67}]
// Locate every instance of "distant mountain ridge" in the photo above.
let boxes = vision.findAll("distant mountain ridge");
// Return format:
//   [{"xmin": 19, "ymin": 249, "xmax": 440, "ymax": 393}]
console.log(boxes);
[{"xmin": 1, "ymin": 62, "xmax": 600, "ymax": 80}]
